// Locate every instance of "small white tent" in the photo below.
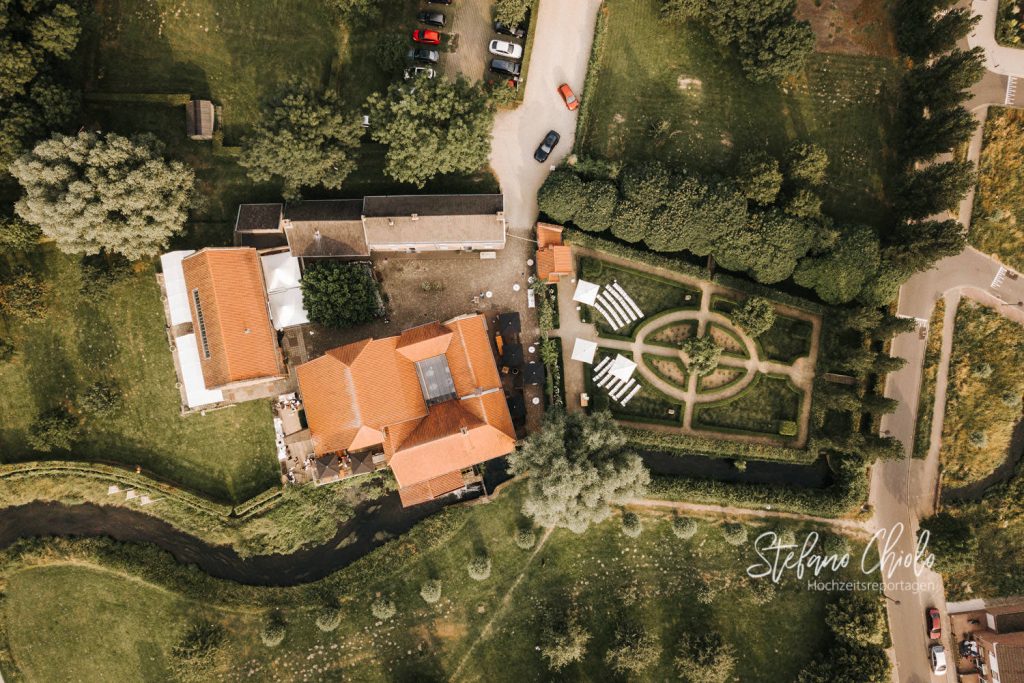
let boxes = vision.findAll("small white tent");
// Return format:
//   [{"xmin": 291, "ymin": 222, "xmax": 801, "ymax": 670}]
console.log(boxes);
[
  {"xmin": 571, "ymin": 337, "xmax": 598, "ymax": 363},
  {"xmin": 608, "ymin": 354, "xmax": 637, "ymax": 382},
  {"xmin": 572, "ymin": 280, "xmax": 600, "ymax": 305}
]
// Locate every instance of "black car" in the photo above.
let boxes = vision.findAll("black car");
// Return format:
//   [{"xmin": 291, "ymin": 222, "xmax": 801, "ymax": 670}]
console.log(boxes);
[
  {"xmin": 408, "ymin": 47, "xmax": 440, "ymax": 64},
  {"xmin": 489, "ymin": 58, "xmax": 521, "ymax": 78},
  {"xmin": 417, "ymin": 10, "xmax": 445, "ymax": 26},
  {"xmin": 494, "ymin": 20, "xmax": 526, "ymax": 39},
  {"xmin": 534, "ymin": 130, "xmax": 560, "ymax": 163},
  {"xmin": 428, "ymin": 0, "xmax": 452, "ymax": 4}
]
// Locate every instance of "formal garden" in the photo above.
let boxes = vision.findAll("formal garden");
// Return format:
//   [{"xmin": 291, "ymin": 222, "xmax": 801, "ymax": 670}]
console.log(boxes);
[{"xmin": 0, "ymin": 480, "xmax": 891, "ymax": 682}]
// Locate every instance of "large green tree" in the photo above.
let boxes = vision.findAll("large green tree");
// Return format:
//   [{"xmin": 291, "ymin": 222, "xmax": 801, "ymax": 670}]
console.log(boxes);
[
  {"xmin": 681, "ymin": 335, "xmax": 722, "ymax": 376},
  {"xmin": 537, "ymin": 169, "xmax": 586, "ymax": 224},
  {"xmin": 367, "ymin": 77, "xmax": 495, "ymax": 187},
  {"xmin": 675, "ymin": 632, "xmax": 737, "ymax": 683},
  {"xmin": 300, "ymin": 262, "xmax": 382, "ymax": 329},
  {"xmin": 895, "ymin": 161, "xmax": 976, "ymax": 219},
  {"xmin": 508, "ymin": 411, "xmax": 649, "ymax": 533},
  {"xmin": 793, "ymin": 225, "xmax": 881, "ymax": 304},
  {"xmin": 10, "ymin": 132, "xmax": 194, "ymax": 260},
  {"xmin": 715, "ymin": 209, "xmax": 819, "ymax": 283},
  {"xmin": 825, "ymin": 593, "xmax": 886, "ymax": 646},
  {"xmin": 904, "ymin": 47, "xmax": 986, "ymax": 110},
  {"xmin": 494, "ymin": 0, "xmax": 531, "ymax": 26},
  {"xmin": 240, "ymin": 83, "xmax": 363, "ymax": 200},
  {"xmin": 729, "ymin": 296, "xmax": 776, "ymax": 337},
  {"xmin": 896, "ymin": 0, "xmax": 978, "ymax": 61},
  {"xmin": 901, "ymin": 105, "xmax": 979, "ymax": 161},
  {"xmin": 737, "ymin": 152, "xmax": 783, "ymax": 205}
]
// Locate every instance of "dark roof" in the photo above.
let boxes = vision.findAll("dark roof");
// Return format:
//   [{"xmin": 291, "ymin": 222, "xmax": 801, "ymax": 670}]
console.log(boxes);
[
  {"xmin": 186, "ymin": 99, "xmax": 215, "ymax": 139},
  {"xmin": 349, "ymin": 450, "xmax": 375, "ymax": 475},
  {"xmin": 501, "ymin": 343, "xmax": 523, "ymax": 368},
  {"xmin": 497, "ymin": 312, "xmax": 521, "ymax": 335},
  {"xmin": 524, "ymin": 361, "xmax": 544, "ymax": 386},
  {"xmin": 285, "ymin": 199, "xmax": 364, "ymax": 223},
  {"xmin": 506, "ymin": 393, "xmax": 526, "ymax": 420},
  {"xmin": 990, "ymin": 606, "xmax": 1024, "ymax": 633},
  {"xmin": 314, "ymin": 453, "xmax": 342, "ymax": 483},
  {"xmin": 283, "ymin": 199, "xmax": 368, "ymax": 258},
  {"xmin": 235, "ymin": 204, "xmax": 283, "ymax": 232},
  {"xmin": 362, "ymin": 194, "xmax": 504, "ymax": 218},
  {"xmin": 235, "ymin": 231, "xmax": 288, "ymax": 250}
]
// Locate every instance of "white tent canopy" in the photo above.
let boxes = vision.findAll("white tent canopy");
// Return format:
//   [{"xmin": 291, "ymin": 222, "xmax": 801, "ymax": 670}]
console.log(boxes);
[
  {"xmin": 176, "ymin": 333, "xmax": 224, "ymax": 408},
  {"xmin": 572, "ymin": 279, "xmax": 600, "ymax": 306},
  {"xmin": 260, "ymin": 252, "xmax": 309, "ymax": 330},
  {"xmin": 261, "ymin": 251, "xmax": 302, "ymax": 292},
  {"xmin": 571, "ymin": 337, "xmax": 597, "ymax": 363},
  {"xmin": 608, "ymin": 354, "xmax": 637, "ymax": 382},
  {"xmin": 160, "ymin": 250, "xmax": 195, "ymax": 326},
  {"xmin": 268, "ymin": 289, "xmax": 309, "ymax": 330}
]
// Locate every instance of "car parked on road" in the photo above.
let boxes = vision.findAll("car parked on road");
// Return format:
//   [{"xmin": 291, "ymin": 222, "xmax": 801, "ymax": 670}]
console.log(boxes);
[
  {"xmin": 494, "ymin": 20, "xmax": 526, "ymax": 39},
  {"xmin": 558, "ymin": 83, "xmax": 579, "ymax": 110},
  {"xmin": 413, "ymin": 29, "xmax": 441, "ymax": 45},
  {"xmin": 489, "ymin": 58, "xmax": 521, "ymax": 78},
  {"xmin": 408, "ymin": 48, "xmax": 440, "ymax": 64},
  {"xmin": 417, "ymin": 10, "xmax": 445, "ymax": 26},
  {"xmin": 930, "ymin": 644, "xmax": 947, "ymax": 675},
  {"xmin": 488, "ymin": 39, "xmax": 523, "ymax": 59},
  {"xmin": 428, "ymin": 0, "xmax": 451, "ymax": 4},
  {"xmin": 404, "ymin": 66, "xmax": 436, "ymax": 80},
  {"xmin": 534, "ymin": 130, "xmax": 560, "ymax": 163},
  {"xmin": 926, "ymin": 607, "xmax": 942, "ymax": 640}
]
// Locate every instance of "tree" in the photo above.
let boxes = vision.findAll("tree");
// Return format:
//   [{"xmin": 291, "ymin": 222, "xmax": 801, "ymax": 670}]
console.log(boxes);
[
  {"xmin": 904, "ymin": 47, "xmax": 986, "ymax": 110},
  {"xmin": 0, "ymin": 214, "xmax": 41, "ymax": 251},
  {"xmin": 468, "ymin": 553, "xmax": 492, "ymax": 580},
  {"xmin": 730, "ymin": 296, "xmax": 776, "ymax": 337},
  {"xmin": 920, "ymin": 512, "xmax": 977, "ymax": 572},
  {"xmin": 537, "ymin": 169, "xmax": 586, "ymax": 224},
  {"xmin": 300, "ymin": 262, "xmax": 381, "ymax": 329},
  {"xmin": 494, "ymin": 0, "xmax": 531, "ymax": 26},
  {"xmin": 367, "ymin": 76, "xmax": 495, "ymax": 187},
  {"xmin": 27, "ymin": 407, "xmax": 77, "ymax": 452},
  {"xmin": 514, "ymin": 527, "xmax": 536, "ymax": 549},
  {"xmin": 672, "ymin": 515, "xmax": 699, "ymax": 539},
  {"xmin": 0, "ymin": 271, "xmax": 48, "ymax": 320},
  {"xmin": 901, "ymin": 105, "xmax": 979, "ymax": 161},
  {"xmin": 785, "ymin": 188, "xmax": 823, "ymax": 219},
  {"xmin": 645, "ymin": 177, "xmax": 747, "ymax": 254},
  {"xmin": 886, "ymin": 219, "xmax": 966, "ymax": 274},
  {"xmin": 681, "ymin": 335, "xmax": 722, "ymax": 376},
  {"xmin": 861, "ymin": 393, "xmax": 899, "ymax": 416},
  {"xmin": 605, "ymin": 625, "xmax": 661, "ymax": 674},
  {"xmin": 737, "ymin": 152, "xmax": 783, "ymax": 205},
  {"xmin": 793, "ymin": 225, "xmax": 881, "ymax": 304},
  {"xmin": 420, "ymin": 579, "xmax": 442, "ymax": 604},
  {"xmin": 896, "ymin": 161, "xmax": 976, "ymax": 219},
  {"xmin": 170, "ymin": 620, "xmax": 226, "ymax": 682},
  {"xmin": 572, "ymin": 180, "xmax": 619, "ymax": 232},
  {"xmin": 786, "ymin": 143, "xmax": 829, "ymax": 186},
  {"xmin": 240, "ymin": 83, "xmax": 363, "ymax": 199},
  {"xmin": 508, "ymin": 411, "xmax": 650, "ymax": 533},
  {"xmin": 621, "ymin": 510, "xmax": 642, "ymax": 538},
  {"xmin": 541, "ymin": 612, "xmax": 591, "ymax": 671},
  {"xmin": 315, "ymin": 605, "xmax": 343, "ymax": 632},
  {"xmin": 714, "ymin": 209, "xmax": 818, "ymax": 283},
  {"xmin": 10, "ymin": 132, "xmax": 195, "ymax": 260},
  {"xmin": 896, "ymin": 0, "xmax": 978, "ymax": 61},
  {"xmin": 259, "ymin": 614, "xmax": 286, "ymax": 647},
  {"xmin": 612, "ymin": 162, "xmax": 672, "ymax": 242},
  {"xmin": 797, "ymin": 643, "xmax": 890, "ymax": 683},
  {"xmin": 675, "ymin": 632, "xmax": 737, "ymax": 683},
  {"xmin": 721, "ymin": 522, "xmax": 748, "ymax": 545},
  {"xmin": 371, "ymin": 597, "xmax": 396, "ymax": 620},
  {"xmin": 373, "ymin": 33, "xmax": 408, "ymax": 75},
  {"xmin": 826, "ymin": 593, "xmax": 886, "ymax": 645},
  {"xmin": 77, "ymin": 381, "xmax": 122, "ymax": 416}
]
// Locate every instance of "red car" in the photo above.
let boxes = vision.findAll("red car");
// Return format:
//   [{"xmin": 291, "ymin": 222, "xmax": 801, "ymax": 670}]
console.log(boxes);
[
  {"xmin": 926, "ymin": 607, "xmax": 942, "ymax": 640},
  {"xmin": 412, "ymin": 29, "xmax": 441, "ymax": 45},
  {"xmin": 558, "ymin": 83, "xmax": 578, "ymax": 111}
]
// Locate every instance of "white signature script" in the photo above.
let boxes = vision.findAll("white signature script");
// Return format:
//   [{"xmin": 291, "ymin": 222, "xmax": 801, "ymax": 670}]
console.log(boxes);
[{"xmin": 746, "ymin": 523, "xmax": 935, "ymax": 583}]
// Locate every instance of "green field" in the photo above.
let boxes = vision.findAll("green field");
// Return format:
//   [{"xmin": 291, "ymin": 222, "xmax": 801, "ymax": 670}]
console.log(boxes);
[
  {"xmin": 0, "ymin": 484, "xmax": 858, "ymax": 681},
  {"xmin": 578, "ymin": 0, "xmax": 898, "ymax": 230},
  {"xmin": 695, "ymin": 375, "xmax": 802, "ymax": 437},
  {"xmin": 0, "ymin": 248, "xmax": 277, "ymax": 503}
]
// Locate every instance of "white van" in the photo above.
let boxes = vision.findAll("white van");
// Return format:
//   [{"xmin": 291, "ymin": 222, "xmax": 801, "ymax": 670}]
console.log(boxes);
[{"xmin": 930, "ymin": 644, "xmax": 947, "ymax": 675}]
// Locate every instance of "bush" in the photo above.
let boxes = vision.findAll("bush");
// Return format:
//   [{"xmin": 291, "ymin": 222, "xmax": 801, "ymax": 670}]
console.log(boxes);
[
  {"xmin": 27, "ymin": 407, "xmax": 78, "ymax": 452},
  {"xmin": 779, "ymin": 420, "xmax": 798, "ymax": 437},
  {"xmin": 494, "ymin": 0, "xmax": 531, "ymax": 26},
  {"xmin": 605, "ymin": 625, "xmax": 661, "ymax": 674},
  {"xmin": 373, "ymin": 33, "xmax": 407, "ymax": 75},
  {"xmin": 621, "ymin": 510, "xmax": 642, "ymax": 538},
  {"xmin": 672, "ymin": 515, "xmax": 699, "ymax": 539},
  {"xmin": 301, "ymin": 262, "xmax": 382, "ymax": 329},
  {"xmin": 541, "ymin": 616, "xmax": 591, "ymax": 671},
  {"xmin": 420, "ymin": 579, "xmax": 442, "ymax": 604},
  {"xmin": 0, "ymin": 337, "xmax": 14, "ymax": 363},
  {"xmin": 730, "ymin": 297, "xmax": 776, "ymax": 338},
  {"xmin": 77, "ymin": 381, "xmax": 122, "ymax": 416},
  {"xmin": 0, "ymin": 215, "xmax": 41, "ymax": 250},
  {"xmin": 314, "ymin": 605, "xmax": 343, "ymax": 632},
  {"xmin": 259, "ymin": 615, "xmax": 286, "ymax": 647},
  {"xmin": 513, "ymin": 527, "xmax": 537, "ymax": 550},
  {"xmin": 721, "ymin": 522, "xmax": 748, "ymax": 546},
  {"xmin": 370, "ymin": 597, "xmax": 396, "ymax": 621},
  {"xmin": 170, "ymin": 620, "xmax": 225, "ymax": 681},
  {"xmin": 468, "ymin": 553, "xmax": 492, "ymax": 581},
  {"xmin": 0, "ymin": 271, "xmax": 48, "ymax": 320},
  {"xmin": 681, "ymin": 335, "xmax": 722, "ymax": 377},
  {"xmin": 79, "ymin": 251, "xmax": 133, "ymax": 302}
]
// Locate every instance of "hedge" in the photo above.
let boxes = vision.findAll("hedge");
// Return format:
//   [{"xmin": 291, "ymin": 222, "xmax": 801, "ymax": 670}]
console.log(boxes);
[
  {"xmin": 574, "ymin": 1, "xmax": 609, "ymax": 148},
  {"xmin": 84, "ymin": 92, "xmax": 193, "ymax": 105},
  {"xmin": 622, "ymin": 428, "xmax": 819, "ymax": 464}
]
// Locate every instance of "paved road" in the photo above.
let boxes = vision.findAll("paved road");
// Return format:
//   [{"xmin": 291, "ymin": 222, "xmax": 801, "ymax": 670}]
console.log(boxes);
[
  {"xmin": 969, "ymin": 0, "xmax": 1024, "ymax": 77},
  {"xmin": 489, "ymin": 0, "xmax": 602, "ymax": 228}
]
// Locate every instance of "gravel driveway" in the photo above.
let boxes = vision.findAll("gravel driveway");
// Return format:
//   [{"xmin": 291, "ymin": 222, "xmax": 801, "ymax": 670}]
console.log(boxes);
[{"xmin": 489, "ymin": 0, "xmax": 603, "ymax": 229}]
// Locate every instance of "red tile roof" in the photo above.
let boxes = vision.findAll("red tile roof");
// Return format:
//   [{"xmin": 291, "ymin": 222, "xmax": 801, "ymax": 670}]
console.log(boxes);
[
  {"xmin": 537, "ymin": 245, "xmax": 573, "ymax": 283},
  {"xmin": 537, "ymin": 223, "xmax": 564, "ymax": 248},
  {"xmin": 181, "ymin": 248, "xmax": 284, "ymax": 388}
]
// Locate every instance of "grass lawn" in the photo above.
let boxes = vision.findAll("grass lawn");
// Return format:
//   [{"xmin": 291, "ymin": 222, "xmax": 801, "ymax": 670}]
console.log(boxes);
[
  {"xmin": 695, "ymin": 374, "xmax": 803, "ymax": 437},
  {"xmin": 970, "ymin": 107, "xmax": 1024, "ymax": 272},
  {"xmin": 578, "ymin": 256, "xmax": 701, "ymax": 338},
  {"xmin": 578, "ymin": 0, "xmax": 899, "ymax": 231},
  {"xmin": 0, "ymin": 248, "xmax": 277, "ymax": 503},
  {"xmin": 0, "ymin": 484, "xmax": 854, "ymax": 681},
  {"xmin": 913, "ymin": 299, "xmax": 945, "ymax": 459},
  {"xmin": 759, "ymin": 314, "xmax": 815, "ymax": 363},
  {"xmin": 938, "ymin": 299, "xmax": 1024, "ymax": 487}
]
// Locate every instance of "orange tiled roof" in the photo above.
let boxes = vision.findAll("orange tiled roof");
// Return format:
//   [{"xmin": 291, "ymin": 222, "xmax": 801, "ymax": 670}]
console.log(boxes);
[
  {"xmin": 537, "ymin": 223, "xmax": 564, "ymax": 248},
  {"xmin": 181, "ymin": 248, "xmax": 283, "ymax": 388},
  {"xmin": 537, "ymin": 245, "xmax": 573, "ymax": 283},
  {"xmin": 296, "ymin": 314, "xmax": 516, "ymax": 500},
  {"xmin": 398, "ymin": 470, "xmax": 466, "ymax": 507}
]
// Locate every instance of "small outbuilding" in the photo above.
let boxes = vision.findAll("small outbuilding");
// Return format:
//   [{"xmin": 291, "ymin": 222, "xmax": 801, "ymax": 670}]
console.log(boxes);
[{"xmin": 186, "ymin": 99, "xmax": 215, "ymax": 140}]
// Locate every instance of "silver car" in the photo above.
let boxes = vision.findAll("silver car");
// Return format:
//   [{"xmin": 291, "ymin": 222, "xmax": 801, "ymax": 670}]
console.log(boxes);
[
  {"xmin": 488, "ymin": 39, "xmax": 523, "ymax": 60},
  {"xmin": 930, "ymin": 644, "xmax": 947, "ymax": 675}
]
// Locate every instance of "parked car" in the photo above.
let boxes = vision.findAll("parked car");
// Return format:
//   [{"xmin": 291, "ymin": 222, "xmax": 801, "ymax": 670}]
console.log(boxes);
[
  {"xmin": 404, "ymin": 66, "xmax": 436, "ymax": 80},
  {"xmin": 488, "ymin": 39, "xmax": 523, "ymax": 59},
  {"xmin": 408, "ymin": 48, "xmax": 440, "ymax": 64},
  {"xmin": 489, "ymin": 58, "xmax": 521, "ymax": 78},
  {"xmin": 417, "ymin": 11, "xmax": 445, "ymax": 27},
  {"xmin": 930, "ymin": 644, "xmax": 947, "ymax": 675},
  {"xmin": 428, "ymin": 0, "xmax": 452, "ymax": 4},
  {"xmin": 558, "ymin": 83, "xmax": 579, "ymax": 111},
  {"xmin": 534, "ymin": 130, "xmax": 560, "ymax": 163},
  {"xmin": 494, "ymin": 20, "xmax": 526, "ymax": 39},
  {"xmin": 413, "ymin": 29, "xmax": 441, "ymax": 45},
  {"xmin": 926, "ymin": 607, "xmax": 942, "ymax": 640}
]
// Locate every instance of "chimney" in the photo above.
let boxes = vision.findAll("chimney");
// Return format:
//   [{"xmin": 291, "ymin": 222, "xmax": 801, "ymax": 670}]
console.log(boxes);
[
  {"xmin": 411, "ymin": 213, "xmax": 419, "ymax": 221},
  {"xmin": 313, "ymin": 229, "xmax": 321, "ymax": 241},
  {"xmin": 388, "ymin": 218, "xmax": 395, "ymax": 227}
]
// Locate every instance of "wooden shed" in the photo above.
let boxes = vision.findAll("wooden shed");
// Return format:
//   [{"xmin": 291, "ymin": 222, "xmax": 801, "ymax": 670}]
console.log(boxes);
[{"xmin": 186, "ymin": 99, "xmax": 215, "ymax": 140}]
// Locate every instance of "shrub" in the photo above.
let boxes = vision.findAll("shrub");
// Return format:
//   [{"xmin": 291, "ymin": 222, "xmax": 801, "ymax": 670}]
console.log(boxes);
[
  {"xmin": 314, "ymin": 605, "xmax": 343, "ymax": 632},
  {"xmin": 721, "ymin": 522, "xmax": 748, "ymax": 546},
  {"xmin": 370, "ymin": 597, "xmax": 396, "ymax": 621},
  {"xmin": 494, "ymin": 0, "xmax": 531, "ymax": 27},
  {"xmin": 301, "ymin": 262, "xmax": 382, "ymax": 329},
  {"xmin": 621, "ymin": 510, "xmax": 642, "ymax": 538},
  {"xmin": 259, "ymin": 615, "xmax": 286, "ymax": 647},
  {"xmin": 672, "ymin": 515, "xmax": 699, "ymax": 539},
  {"xmin": 680, "ymin": 335, "xmax": 722, "ymax": 377},
  {"xmin": 373, "ymin": 33, "xmax": 407, "ymax": 75},
  {"xmin": 0, "ymin": 271, "xmax": 48, "ymax": 320},
  {"xmin": 27, "ymin": 407, "xmax": 78, "ymax": 452},
  {"xmin": 79, "ymin": 251, "xmax": 133, "ymax": 302},
  {"xmin": 0, "ymin": 215, "xmax": 41, "ymax": 250},
  {"xmin": 749, "ymin": 579, "xmax": 777, "ymax": 606},
  {"xmin": 675, "ymin": 631, "xmax": 737, "ymax": 683},
  {"xmin": 730, "ymin": 296, "xmax": 776, "ymax": 337},
  {"xmin": 170, "ymin": 620, "xmax": 226, "ymax": 681},
  {"xmin": 468, "ymin": 553, "xmax": 492, "ymax": 581},
  {"xmin": 541, "ymin": 614, "xmax": 591, "ymax": 671},
  {"xmin": 0, "ymin": 337, "xmax": 14, "ymax": 363},
  {"xmin": 420, "ymin": 579, "xmax": 442, "ymax": 604},
  {"xmin": 779, "ymin": 420, "xmax": 798, "ymax": 437},
  {"xmin": 514, "ymin": 527, "xmax": 537, "ymax": 550},
  {"xmin": 605, "ymin": 625, "xmax": 661, "ymax": 674},
  {"xmin": 78, "ymin": 381, "xmax": 122, "ymax": 416}
]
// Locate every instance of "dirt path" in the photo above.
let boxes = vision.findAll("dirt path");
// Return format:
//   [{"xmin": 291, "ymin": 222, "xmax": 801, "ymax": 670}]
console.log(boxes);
[{"xmin": 623, "ymin": 498, "xmax": 872, "ymax": 536}]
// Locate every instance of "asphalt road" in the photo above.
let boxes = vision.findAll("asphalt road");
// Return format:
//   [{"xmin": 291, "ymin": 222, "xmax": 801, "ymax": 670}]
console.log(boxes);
[{"xmin": 489, "ymin": 0, "xmax": 602, "ymax": 228}]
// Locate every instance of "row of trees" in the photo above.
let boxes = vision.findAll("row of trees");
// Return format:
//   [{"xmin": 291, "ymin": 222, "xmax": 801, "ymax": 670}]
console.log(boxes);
[
  {"xmin": 796, "ymin": 592, "xmax": 890, "ymax": 682},
  {"xmin": 661, "ymin": 0, "xmax": 814, "ymax": 83}
]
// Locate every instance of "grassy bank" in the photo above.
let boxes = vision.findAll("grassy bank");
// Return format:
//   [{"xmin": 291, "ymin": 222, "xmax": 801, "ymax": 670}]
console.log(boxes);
[
  {"xmin": 970, "ymin": 107, "xmax": 1024, "ymax": 272},
  {"xmin": 913, "ymin": 299, "xmax": 946, "ymax": 459}
]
